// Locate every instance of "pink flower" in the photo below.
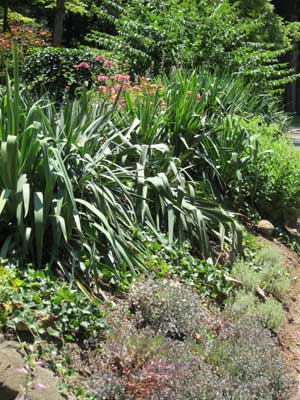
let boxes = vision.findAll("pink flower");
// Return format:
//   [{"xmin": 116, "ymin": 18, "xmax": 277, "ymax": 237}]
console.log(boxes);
[
  {"xmin": 196, "ymin": 93, "xmax": 202, "ymax": 100},
  {"xmin": 28, "ymin": 29, "xmax": 33, "ymax": 34},
  {"xmin": 114, "ymin": 74, "xmax": 130, "ymax": 83},
  {"xmin": 35, "ymin": 360, "xmax": 44, "ymax": 366},
  {"xmin": 16, "ymin": 367, "xmax": 28, "ymax": 375},
  {"xmin": 111, "ymin": 95, "xmax": 117, "ymax": 101},
  {"xmin": 73, "ymin": 62, "xmax": 90, "ymax": 69},
  {"xmin": 187, "ymin": 90, "xmax": 193, "ymax": 95},
  {"xmin": 11, "ymin": 28, "xmax": 17, "ymax": 34},
  {"xmin": 39, "ymin": 31, "xmax": 47, "ymax": 36},
  {"xmin": 104, "ymin": 60, "xmax": 113, "ymax": 68},
  {"xmin": 98, "ymin": 85, "xmax": 107, "ymax": 93},
  {"xmin": 36, "ymin": 383, "xmax": 47, "ymax": 391},
  {"xmin": 132, "ymin": 85, "xmax": 141, "ymax": 92},
  {"xmin": 108, "ymin": 87, "xmax": 116, "ymax": 95},
  {"xmin": 97, "ymin": 75, "xmax": 108, "ymax": 82},
  {"xmin": 120, "ymin": 98, "xmax": 126, "ymax": 107},
  {"xmin": 96, "ymin": 54, "xmax": 105, "ymax": 62},
  {"xmin": 115, "ymin": 85, "xmax": 126, "ymax": 92}
]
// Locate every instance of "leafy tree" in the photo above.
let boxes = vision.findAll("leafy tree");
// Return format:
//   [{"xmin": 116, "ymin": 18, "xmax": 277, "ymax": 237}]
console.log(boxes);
[{"xmin": 86, "ymin": 0, "xmax": 299, "ymax": 93}]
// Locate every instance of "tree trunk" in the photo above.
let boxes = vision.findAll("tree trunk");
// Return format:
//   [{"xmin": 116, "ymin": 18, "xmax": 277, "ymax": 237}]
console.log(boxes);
[
  {"xmin": 3, "ymin": 0, "xmax": 9, "ymax": 33},
  {"xmin": 53, "ymin": 0, "xmax": 66, "ymax": 46}
]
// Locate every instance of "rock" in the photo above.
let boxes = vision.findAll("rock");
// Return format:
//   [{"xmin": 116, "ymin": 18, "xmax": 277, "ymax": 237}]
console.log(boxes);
[
  {"xmin": 0, "ymin": 341, "xmax": 63, "ymax": 400},
  {"xmin": 0, "ymin": 341, "xmax": 27, "ymax": 400},
  {"xmin": 29, "ymin": 366, "xmax": 64, "ymax": 400},
  {"xmin": 257, "ymin": 219, "xmax": 275, "ymax": 238}
]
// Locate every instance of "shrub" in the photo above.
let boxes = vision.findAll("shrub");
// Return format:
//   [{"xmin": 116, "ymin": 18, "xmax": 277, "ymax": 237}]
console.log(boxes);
[
  {"xmin": 230, "ymin": 291, "xmax": 285, "ymax": 332},
  {"xmin": 257, "ymin": 248, "xmax": 290, "ymax": 299},
  {"xmin": 23, "ymin": 46, "xmax": 118, "ymax": 97},
  {"xmin": 231, "ymin": 290, "xmax": 258, "ymax": 316},
  {"xmin": 231, "ymin": 260, "xmax": 261, "ymax": 291},
  {"xmin": 247, "ymin": 135, "xmax": 300, "ymax": 224},
  {"xmin": 128, "ymin": 278, "xmax": 211, "ymax": 339}
]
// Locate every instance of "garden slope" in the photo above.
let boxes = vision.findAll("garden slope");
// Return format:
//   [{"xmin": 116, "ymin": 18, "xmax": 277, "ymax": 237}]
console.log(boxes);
[{"xmin": 258, "ymin": 237, "xmax": 300, "ymax": 399}]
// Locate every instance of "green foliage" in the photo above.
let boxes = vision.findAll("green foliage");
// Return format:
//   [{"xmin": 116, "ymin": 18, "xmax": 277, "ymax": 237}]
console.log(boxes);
[
  {"xmin": 256, "ymin": 248, "xmax": 290, "ymax": 298},
  {"xmin": 0, "ymin": 263, "xmax": 105, "ymax": 339},
  {"xmin": 231, "ymin": 261, "xmax": 261, "ymax": 291},
  {"xmin": 0, "ymin": 51, "xmax": 242, "ymax": 288},
  {"xmin": 229, "ymin": 246, "xmax": 289, "ymax": 332},
  {"xmin": 141, "ymin": 231, "xmax": 233, "ymax": 301},
  {"xmin": 231, "ymin": 290, "xmax": 258, "ymax": 315},
  {"xmin": 248, "ymin": 135, "xmax": 300, "ymax": 224},
  {"xmin": 257, "ymin": 298, "xmax": 285, "ymax": 332},
  {"xmin": 88, "ymin": 0, "xmax": 299, "ymax": 92},
  {"xmin": 34, "ymin": 0, "xmax": 89, "ymax": 15},
  {"xmin": 23, "ymin": 46, "xmax": 117, "ymax": 97}
]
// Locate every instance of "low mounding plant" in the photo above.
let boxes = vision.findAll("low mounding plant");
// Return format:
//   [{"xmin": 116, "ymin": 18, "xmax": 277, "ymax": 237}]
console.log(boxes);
[
  {"xmin": 128, "ymin": 278, "xmax": 211, "ymax": 339},
  {"xmin": 87, "ymin": 327, "xmax": 224, "ymax": 400},
  {"xmin": 231, "ymin": 246, "xmax": 290, "ymax": 300},
  {"xmin": 208, "ymin": 315, "xmax": 290, "ymax": 399},
  {"xmin": 230, "ymin": 291, "xmax": 285, "ymax": 332},
  {"xmin": 86, "ymin": 279, "xmax": 291, "ymax": 400}
]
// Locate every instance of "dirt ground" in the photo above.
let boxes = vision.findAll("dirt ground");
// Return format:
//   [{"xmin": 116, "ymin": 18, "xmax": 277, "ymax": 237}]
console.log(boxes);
[{"xmin": 258, "ymin": 237, "xmax": 300, "ymax": 399}]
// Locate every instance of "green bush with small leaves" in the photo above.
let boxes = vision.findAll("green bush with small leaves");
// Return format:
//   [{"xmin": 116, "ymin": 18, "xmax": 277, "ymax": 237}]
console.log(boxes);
[
  {"xmin": 23, "ymin": 46, "xmax": 118, "ymax": 97},
  {"xmin": 246, "ymin": 135, "xmax": 300, "ymax": 224},
  {"xmin": 257, "ymin": 299, "xmax": 285, "ymax": 332}
]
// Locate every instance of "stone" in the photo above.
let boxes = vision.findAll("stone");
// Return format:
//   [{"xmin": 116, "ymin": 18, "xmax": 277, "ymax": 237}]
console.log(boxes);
[
  {"xmin": 0, "ymin": 341, "xmax": 63, "ymax": 400},
  {"xmin": 29, "ymin": 366, "xmax": 64, "ymax": 400},
  {"xmin": 257, "ymin": 219, "xmax": 275, "ymax": 238},
  {"xmin": 0, "ymin": 341, "xmax": 27, "ymax": 400}
]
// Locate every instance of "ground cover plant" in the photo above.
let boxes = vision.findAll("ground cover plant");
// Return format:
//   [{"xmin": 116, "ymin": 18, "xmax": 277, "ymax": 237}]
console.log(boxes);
[
  {"xmin": 0, "ymin": 263, "xmax": 105, "ymax": 340},
  {"xmin": 84, "ymin": 278, "xmax": 291, "ymax": 400}
]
